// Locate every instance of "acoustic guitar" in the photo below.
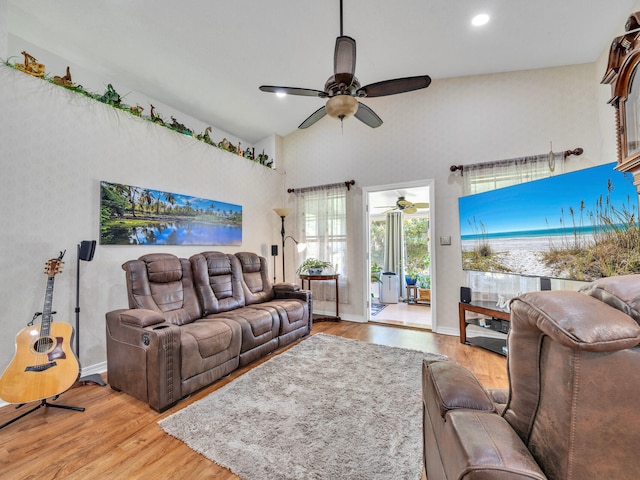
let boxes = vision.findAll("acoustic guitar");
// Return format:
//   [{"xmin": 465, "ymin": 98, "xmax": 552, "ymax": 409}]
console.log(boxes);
[{"xmin": 0, "ymin": 251, "xmax": 80, "ymax": 404}]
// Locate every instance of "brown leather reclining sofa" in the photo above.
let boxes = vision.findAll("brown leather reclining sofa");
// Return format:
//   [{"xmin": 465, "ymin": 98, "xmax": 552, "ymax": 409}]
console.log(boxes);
[
  {"xmin": 106, "ymin": 251, "xmax": 312, "ymax": 411},
  {"xmin": 422, "ymin": 274, "xmax": 640, "ymax": 480}
]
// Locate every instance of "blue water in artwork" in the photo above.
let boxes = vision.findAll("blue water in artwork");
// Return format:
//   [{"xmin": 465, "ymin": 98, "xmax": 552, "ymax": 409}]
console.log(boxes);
[
  {"xmin": 108, "ymin": 221, "xmax": 242, "ymax": 245},
  {"xmin": 460, "ymin": 224, "xmax": 634, "ymax": 241}
]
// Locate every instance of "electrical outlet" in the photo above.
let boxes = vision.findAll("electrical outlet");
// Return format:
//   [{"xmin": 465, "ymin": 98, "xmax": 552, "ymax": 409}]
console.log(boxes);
[{"xmin": 440, "ymin": 236, "xmax": 451, "ymax": 245}]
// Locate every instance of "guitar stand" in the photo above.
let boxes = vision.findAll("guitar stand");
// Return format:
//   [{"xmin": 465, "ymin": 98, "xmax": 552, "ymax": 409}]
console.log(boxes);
[{"xmin": 0, "ymin": 395, "xmax": 85, "ymax": 430}]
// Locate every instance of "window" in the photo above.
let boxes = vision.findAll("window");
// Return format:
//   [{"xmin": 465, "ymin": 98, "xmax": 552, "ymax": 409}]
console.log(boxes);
[{"xmin": 295, "ymin": 186, "xmax": 348, "ymax": 301}]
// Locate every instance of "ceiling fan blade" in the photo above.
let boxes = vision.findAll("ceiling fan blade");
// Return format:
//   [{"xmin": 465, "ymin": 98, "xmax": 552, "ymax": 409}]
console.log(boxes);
[
  {"xmin": 334, "ymin": 36, "xmax": 356, "ymax": 86},
  {"xmin": 354, "ymin": 102, "xmax": 383, "ymax": 128},
  {"xmin": 397, "ymin": 199, "xmax": 411, "ymax": 206},
  {"xmin": 403, "ymin": 207, "xmax": 418, "ymax": 214},
  {"xmin": 382, "ymin": 208, "xmax": 397, "ymax": 214},
  {"xmin": 413, "ymin": 202, "xmax": 430, "ymax": 208},
  {"xmin": 260, "ymin": 85, "xmax": 327, "ymax": 98},
  {"xmin": 298, "ymin": 106, "xmax": 327, "ymax": 129},
  {"xmin": 357, "ymin": 75, "xmax": 431, "ymax": 98}
]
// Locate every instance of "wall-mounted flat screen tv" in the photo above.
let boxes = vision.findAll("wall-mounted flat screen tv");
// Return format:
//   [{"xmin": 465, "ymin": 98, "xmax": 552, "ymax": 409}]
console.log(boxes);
[{"xmin": 458, "ymin": 162, "xmax": 639, "ymax": 281}]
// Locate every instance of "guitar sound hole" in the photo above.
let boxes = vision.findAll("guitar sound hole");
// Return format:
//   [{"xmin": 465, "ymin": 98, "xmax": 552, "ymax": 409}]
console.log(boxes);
[{"xmin": 32, "ymin": 336, "xmax": 55, "ymax": 354}]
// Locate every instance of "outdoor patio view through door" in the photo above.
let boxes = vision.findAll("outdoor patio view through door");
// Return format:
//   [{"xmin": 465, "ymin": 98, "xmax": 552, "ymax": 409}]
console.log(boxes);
[{"xmin": 367, "ymin": 184, "xmax": 433, "ymax": 330}]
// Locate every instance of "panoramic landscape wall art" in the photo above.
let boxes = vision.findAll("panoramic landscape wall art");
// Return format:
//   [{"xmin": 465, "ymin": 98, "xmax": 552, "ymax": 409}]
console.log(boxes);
[
  {"xmin": 100, "ymin": 181, "xmax": 242, "ymax": 245},
  {"xmin": 458, "ymin": 162, "xmax": 640, "ymax": 281}
]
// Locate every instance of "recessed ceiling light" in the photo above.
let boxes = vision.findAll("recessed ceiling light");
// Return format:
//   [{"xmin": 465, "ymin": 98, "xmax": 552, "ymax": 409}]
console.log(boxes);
[
  {"xmin": 276, "ymin": 92, "xmax": 287, "ymax": 98},
  {"xmin": 472, "ymin": 14, "xmax": 490, "ymax": 26}
]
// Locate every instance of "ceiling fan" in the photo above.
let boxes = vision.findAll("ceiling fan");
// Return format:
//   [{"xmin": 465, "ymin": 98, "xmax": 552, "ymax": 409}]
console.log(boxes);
[
  {"xmin": 377, "ymin": 196, "xmax": 430, "ymax": 214},
  {"xmin": 259, "ymin": 0, "xmax": 431, "ymax": 129}
]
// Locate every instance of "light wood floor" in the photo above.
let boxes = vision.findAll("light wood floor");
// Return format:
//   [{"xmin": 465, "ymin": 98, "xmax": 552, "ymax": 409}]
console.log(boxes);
[{"xmin": 0, "ymin": 321, "xmax": 507, "ymax": 479}]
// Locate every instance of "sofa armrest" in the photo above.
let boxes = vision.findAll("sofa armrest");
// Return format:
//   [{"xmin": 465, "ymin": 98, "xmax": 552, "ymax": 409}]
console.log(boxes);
[
  {"xmin": 441, "ymin": 411, "xmax": 547, "ymax": 479},
  {"xmin": 423, "ymin": 360, "xmax": 496, "ymax": 418},
  {"xmin": 273, "ymin": 282, "xmax": 301, "ymax": 293},
  {"xmin": 105, "ymin": 309, "xmax": 182, "ymax": 411},
  {"xmin": 118, "ymin": 308, "xmax": 167, "ymax": 328}
]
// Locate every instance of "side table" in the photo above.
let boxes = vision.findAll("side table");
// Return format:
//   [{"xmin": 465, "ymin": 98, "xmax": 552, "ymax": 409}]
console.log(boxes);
[{"xmin": 299, "ymin": 274, "xmax": 340, "ymax": 321}]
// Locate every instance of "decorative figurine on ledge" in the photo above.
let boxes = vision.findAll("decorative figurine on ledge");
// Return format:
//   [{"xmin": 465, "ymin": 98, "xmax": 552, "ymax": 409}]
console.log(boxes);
[
  {"xmin": 169, "ymin": 116, "xmax": 193, "ymax": 136},
  {"xmin": 17, "ymin": 51, "xmax": 45, "ymax": 77},
  {"xmin": 98, "ymin": 84, "xmax": 122, "ymax": 106},
  {"xmin": 197, "ymin": 126, "xmax": 215, "ymax": 145},
  {"xmin": 150, "ymin": 104, "xmax": 165, "ymax": 126},
  {"xmin": 257, "ymin": 150, "xmax": 273, "ymax": 167},
  {"xmin": 53, "ymin": 66, "xmax": 73, "ymax": 87},
  {"xmin": 243, "ymin": 147, "xmax": 255, "ymax": 160},
  {"xmin": 129, "ymin": 104, "xmax": 144, "ymax": 116},
  {"xmin": 218, "ymin": 138, "xmax": 237, "ymax": 154}
]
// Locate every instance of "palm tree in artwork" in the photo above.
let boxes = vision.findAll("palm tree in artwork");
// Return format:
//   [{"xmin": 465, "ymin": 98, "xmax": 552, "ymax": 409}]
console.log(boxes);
[
  {"xmin": 141, "ymin": 189, "xmax": 154, "ymax": 215},
  {"xmin": 163, "ymin": 192, "xmax": 176, "ymax": 215}
]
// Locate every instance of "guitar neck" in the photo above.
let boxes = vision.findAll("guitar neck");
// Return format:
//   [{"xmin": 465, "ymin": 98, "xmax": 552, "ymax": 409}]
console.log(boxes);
[{"xmin": 41, "ymin": 276, "xmax": 55, "ymax": 336}]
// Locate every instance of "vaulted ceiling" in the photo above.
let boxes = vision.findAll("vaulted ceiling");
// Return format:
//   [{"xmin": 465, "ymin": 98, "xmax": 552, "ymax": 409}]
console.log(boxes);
[{"xmin": 6, "ymin": 0, "xmax": 637, "ymax": 144}]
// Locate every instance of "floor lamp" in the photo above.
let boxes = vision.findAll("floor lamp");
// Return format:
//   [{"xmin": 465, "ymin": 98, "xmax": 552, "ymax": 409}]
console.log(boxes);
[
  {"xmin": 75, "ymin": 240, "xmax": 106, "ymax": 386},
  {"xmin": 273, "ymin": 208, "xmax": 307, "ymax": 282},
  {"xmin": 274, "ymin": 208, "xmax": 291, "ymax": 281}
]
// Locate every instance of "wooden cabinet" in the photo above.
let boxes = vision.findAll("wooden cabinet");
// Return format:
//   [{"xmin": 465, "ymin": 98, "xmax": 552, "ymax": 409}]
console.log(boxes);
[{"xmin": 602, "ymin": 11, "xmax": 640, "ymax": 190}]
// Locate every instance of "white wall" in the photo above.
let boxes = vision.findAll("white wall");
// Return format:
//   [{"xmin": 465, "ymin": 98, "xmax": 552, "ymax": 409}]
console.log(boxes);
[
  {"xmin": 0, "ymin": 64, "xmax": 285, "ymax": 377},
  {"xmin": 283, "ymin": 61, "xmax": 616, "ymax": 334}
]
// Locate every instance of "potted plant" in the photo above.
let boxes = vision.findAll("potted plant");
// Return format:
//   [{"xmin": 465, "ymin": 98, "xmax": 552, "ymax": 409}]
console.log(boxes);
[
  {"xmin": 296, "ymin": 258, "xmax": 333, "ymax": 275},
  {"xmin": 405, "ymin": 269, "xmax": 418, "ymax": 286},
  {"xmin": 370, "ymin": 262, "xmax": 383, "ymax": 298}
]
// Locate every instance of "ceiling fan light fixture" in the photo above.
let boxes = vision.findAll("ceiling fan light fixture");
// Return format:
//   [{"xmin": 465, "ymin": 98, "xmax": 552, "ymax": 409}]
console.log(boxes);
[
  {"xmin": 326, "ymin": 94, "xmax": 358, "ymax": 120},
  {"xmin": 472, "ymin": 13, "xmax": 490, "ymax": 26}
]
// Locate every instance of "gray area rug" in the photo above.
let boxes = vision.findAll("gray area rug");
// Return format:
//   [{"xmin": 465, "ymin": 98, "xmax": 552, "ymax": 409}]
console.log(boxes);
[{"xmin": 159, "ymin": 333, "xmax": 447, "ymax": 480}]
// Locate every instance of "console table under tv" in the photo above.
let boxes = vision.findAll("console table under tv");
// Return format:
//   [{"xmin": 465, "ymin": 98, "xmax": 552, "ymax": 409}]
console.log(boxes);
[{"xmin": 459, "ymin": 301, "xmax": 510, "ymax": 356}]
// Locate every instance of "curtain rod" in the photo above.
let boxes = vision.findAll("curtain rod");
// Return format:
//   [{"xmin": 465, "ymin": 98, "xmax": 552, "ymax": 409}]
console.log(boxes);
[
  {"xmin": 449, "ymin": 147, "xmax": 583, "ymax": 175},
  {"xmin": 288, "ymin": 179, "xmax": 355, "ymax": 194}
]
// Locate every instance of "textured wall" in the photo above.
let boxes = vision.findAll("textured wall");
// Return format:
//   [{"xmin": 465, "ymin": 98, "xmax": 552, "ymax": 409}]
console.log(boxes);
[
  {"xmin": 283, "ymin": 62, "xmax": 616, "ymax": 334},
  {"xmin": 0, "ymin": 64, "xmax": 284, "ymax": 378}
]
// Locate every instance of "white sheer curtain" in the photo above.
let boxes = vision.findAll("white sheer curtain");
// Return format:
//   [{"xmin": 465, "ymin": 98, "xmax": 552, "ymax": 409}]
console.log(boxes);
[
  {"xmin": 295, "ymin": 186, "xmax": 349, "ymax": 303},
  {"xmin": 462, "ymin": 152, "xmax": 564, "ymax": 195}
]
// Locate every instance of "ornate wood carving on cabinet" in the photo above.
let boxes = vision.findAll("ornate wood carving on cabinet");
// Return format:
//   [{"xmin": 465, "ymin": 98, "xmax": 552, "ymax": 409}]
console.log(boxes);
[{"xmin": 602, "ymin": 12, "xmax": 640, "ymax": 192}]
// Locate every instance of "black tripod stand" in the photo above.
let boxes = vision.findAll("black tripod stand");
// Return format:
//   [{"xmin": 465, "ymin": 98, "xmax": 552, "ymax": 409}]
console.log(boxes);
[
  {"xmin": 75, "ymin": 240, "xmax": 106, "ymax": 386},
  {"xmin": 0, "ymin": 395, "xmax": 85, "ymax": 430}
]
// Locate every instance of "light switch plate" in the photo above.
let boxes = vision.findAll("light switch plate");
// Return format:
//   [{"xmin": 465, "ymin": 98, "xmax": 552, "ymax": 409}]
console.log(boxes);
[{"xmin": 440, "ymin": 236, "xmax": 451, "ymax": 245}]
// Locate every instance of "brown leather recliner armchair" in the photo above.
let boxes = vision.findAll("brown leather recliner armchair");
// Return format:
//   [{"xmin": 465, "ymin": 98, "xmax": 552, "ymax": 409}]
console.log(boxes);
[{"xmin": 422, "ymin": 275, "xmax": 640, "ymax": 480}]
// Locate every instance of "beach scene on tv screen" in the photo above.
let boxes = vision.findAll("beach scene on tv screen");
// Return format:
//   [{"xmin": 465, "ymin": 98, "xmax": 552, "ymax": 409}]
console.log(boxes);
[{"xmin": 458, "ymin": 162, "xmax": 640, "ymax": 281}]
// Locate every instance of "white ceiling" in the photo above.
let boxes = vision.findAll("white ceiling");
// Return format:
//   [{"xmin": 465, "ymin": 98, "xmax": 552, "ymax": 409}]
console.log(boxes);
[{"xmin": 6, "ymin": 0, "xmax": 637, "ymax": 144}]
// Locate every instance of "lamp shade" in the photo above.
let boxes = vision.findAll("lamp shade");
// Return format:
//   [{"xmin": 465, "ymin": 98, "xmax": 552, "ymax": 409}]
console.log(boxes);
[
  {"xmin": 326, "ymin": 95, "xmax": 358, "ymax": 120},
  {"xmin": 273, "ymin": 208, "xmax": 292, "ymax": 217}
]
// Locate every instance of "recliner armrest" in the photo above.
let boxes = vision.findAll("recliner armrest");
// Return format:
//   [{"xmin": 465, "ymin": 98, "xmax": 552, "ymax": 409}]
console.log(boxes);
[
  {"xmin": 118, "ymin": 308, "xmax": 166, "ymax": 328},
  {"xmin": 442, "ymin": 411, "xmax": 547, "ymax": 479},
  {"xmin": 424, "ymin": 360, "xmax": 496, "ymax": 418},
  {"xmin": 273, "ymin": 282, "xmax": 301, "ymax": 292}
]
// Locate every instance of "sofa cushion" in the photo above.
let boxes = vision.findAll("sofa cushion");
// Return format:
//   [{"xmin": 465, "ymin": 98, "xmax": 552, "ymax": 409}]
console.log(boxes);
[
  {"xmin": 144, "ymin": 253, "xmax": 183, "ymax": 283},
  {"xmin": 235, "ymin": 252, "xmax": 275, "ymax": 304},
  {"xmin": 580, "ymin": 274, "xmax": 640, "ymax": 324},
  {"xmin": 179, "ymin": 318, "xmax": 241, "ymax": 380},
  {"xmin": 191, "ymin": 252, "xmax": 245, "ymax": 314},
  {"xmin": 123, "ymin": 254, "xmax": 202, "ymax": 326}
]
